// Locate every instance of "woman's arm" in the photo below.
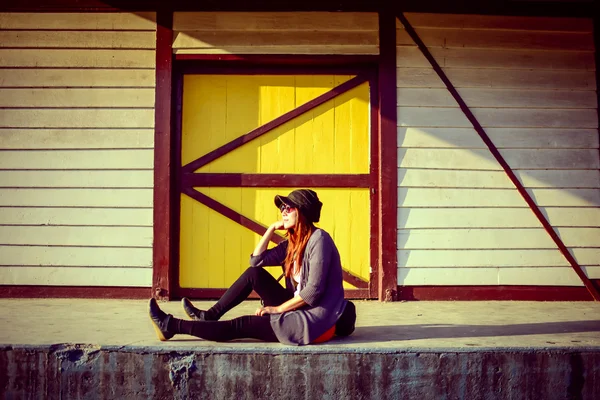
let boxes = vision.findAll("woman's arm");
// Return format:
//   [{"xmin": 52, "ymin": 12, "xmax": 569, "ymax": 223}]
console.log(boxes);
[
  {"xmin": 256, "ymin": 295, "xmax": 307, "ymax": 316},
  {"xmin": 252, "ymin": 221, "xmax": 284, "ymax": 256}
]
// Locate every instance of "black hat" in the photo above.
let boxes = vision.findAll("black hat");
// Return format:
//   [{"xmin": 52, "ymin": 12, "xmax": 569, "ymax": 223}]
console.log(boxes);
[{"xmin": 274, "ymin": 189, "xmax": 323, "ymax": 223}]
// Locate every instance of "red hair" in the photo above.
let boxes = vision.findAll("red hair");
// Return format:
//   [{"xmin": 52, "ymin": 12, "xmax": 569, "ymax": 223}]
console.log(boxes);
[{"xmin": 283, "ymin": 210, "xmax": 315, "ymax": 278}]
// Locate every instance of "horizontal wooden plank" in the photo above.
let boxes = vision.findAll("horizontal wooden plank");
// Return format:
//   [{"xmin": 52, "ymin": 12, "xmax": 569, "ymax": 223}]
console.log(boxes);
[
  {"xmin": 0, "ymin": 88, "xmax": 155, "ymax": 108},
  {"xmin": 398, "ymin": 228, "xmax": 600, "ymax": 250},
  {"xmin": 0, "ymin": 109, "xmax": 155, "ymax": 128},
  {"xmin": 0, "ymin": 49, "xmax": 156, "ymax": 68},
  {"xmin": 396, "ymin": 68, "xmax": 596, "ymax": 90},
  {"xmin": 398, "ymin": 249, "xmax": 600, "ymax": 267},
  {"xmin": 398, "ymin": 148, "xmax": 600, "ymax": 170},
  {"xmin": 0, "ymin": 12, "xmax": 157, "ymax": 30},
  {"xmin": 0, "ymin": 129, "xmax": 154, "ymax": 149},
  {"xmin": 397, "ymin": 169, "xmax": 600, "ymax": 189},
  {"xmin": 397, "ymin": 28, "xmax": 594, "ymax": 51},
  {"xmin": 173, "ymin": 12, "xmax": 378, "ymax": 31},
  {"xmin": 398, "ymin": 267, "xmax": 499, "ymax": 285},
  {"xmin": 0, "ymin": 69, "xmax": 155, "ymax": 88},
  {"xmin": 0, "ymin": 207, "xmax": 152, "ymax": 226},
  {"xmin": 398, "ymin": 188, "xmax": 600, "ymax": 207},
  {"xmin": 0, "ymin": 189, "xmax": 153, "ymax": 207},
  {"xmin": 0, "ymin": 150, "xmax": 154, "ymax": 170},
  {"xmin": 0, "ymin": 31, "xmax": 155, "ymax": 49},
  {"xmin": 396, "ymin": 47, "xmax": 595, "ymax": 71},
  {"xmin": 0, "ymin": 226, "xmax": 152, "ymax": 247},
  {"xmin": 173, "ymin": 30, "xmax": 378, "ymax": 49},
  {"xmin": 0, "ymin": 171, "xmax": 153, "ymax": 188},
  {"xmin": 397, "ymin": 207, "xmax": 600, "ymax": 229},
  {"xmin": 498, "ymin": 267, "xmax": 600, "ymax": 285},
  {"xmin": 398, "ymin": 127, "xmax": 599, "ymax": 149},
  {"xmin": 0, "ymin": 266, "xmax": 152, "ymax": 286},
  {"xmin": 397, "ymin": 267, "xmax": 599, "ymax": 286},
  {"xmin": 403, "ymin": 13, "xmax": 593, "ymax": 32},
  {"xmin": 397, "ymin": 107, "xmax": 598, "ymax": 129},
  {"xmin": 174, "ymin": 46, "xmax": 379, "ymax": 55},
  {"xmin": 397, "ymin": 88, "xmax": 597, "ymax": 108},
  {"xmin": 0, "ymin": 245, "xmax": 151, "ymax": 267}
]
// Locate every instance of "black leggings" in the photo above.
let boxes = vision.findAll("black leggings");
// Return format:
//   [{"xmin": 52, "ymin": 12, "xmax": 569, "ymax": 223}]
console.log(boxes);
[{"xmin": 168, "ymin": 267, "xmax": 293, "ymax": 342}]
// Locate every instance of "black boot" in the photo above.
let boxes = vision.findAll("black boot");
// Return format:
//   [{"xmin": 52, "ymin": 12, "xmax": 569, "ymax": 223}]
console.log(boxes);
[
  {"xmin": 181, "ymin": 297, "xmax": 213, "ymax": 321},
  {"xmin": 148, "ymin": 298, "xmax": 174, "ymax": 341}
]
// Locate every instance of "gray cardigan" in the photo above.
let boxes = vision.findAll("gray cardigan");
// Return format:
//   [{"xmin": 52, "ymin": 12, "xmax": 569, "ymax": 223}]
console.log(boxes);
[{"xmin": 249, "ymin": 229, "xmax": 347, "ymax": 345}]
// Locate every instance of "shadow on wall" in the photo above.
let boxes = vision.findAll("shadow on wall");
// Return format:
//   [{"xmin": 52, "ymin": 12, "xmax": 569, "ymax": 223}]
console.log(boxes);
[{"xmin": 338, "ymin": 320, "xmax": 600, "ymax": 344}]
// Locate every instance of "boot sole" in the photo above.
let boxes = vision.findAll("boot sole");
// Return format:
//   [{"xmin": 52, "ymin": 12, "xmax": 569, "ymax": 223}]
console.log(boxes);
[{"xmin": 150, "ymin": 317, "xmax": 168, "ymax": 341}]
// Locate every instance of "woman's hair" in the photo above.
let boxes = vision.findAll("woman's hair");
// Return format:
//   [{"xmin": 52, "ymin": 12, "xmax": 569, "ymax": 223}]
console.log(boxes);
[{"xmin": 283, "ymin": 209, "xmax": 315, "ymax": 278}]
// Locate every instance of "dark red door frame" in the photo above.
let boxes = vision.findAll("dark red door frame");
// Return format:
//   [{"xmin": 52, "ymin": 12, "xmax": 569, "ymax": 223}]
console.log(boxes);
[
  {"xmin": 395, "ymin": 12, "xmax": 600, "ymax": 301},
  {"xmin": 166, "ymin": 58, "xmax": 385, "ymax": 300}
]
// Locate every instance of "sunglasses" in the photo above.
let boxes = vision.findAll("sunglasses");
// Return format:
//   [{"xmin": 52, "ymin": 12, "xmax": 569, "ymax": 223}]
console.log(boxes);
[{"xmin": 279, "ymin": 204, "xmax": 295, "ymax": 214}]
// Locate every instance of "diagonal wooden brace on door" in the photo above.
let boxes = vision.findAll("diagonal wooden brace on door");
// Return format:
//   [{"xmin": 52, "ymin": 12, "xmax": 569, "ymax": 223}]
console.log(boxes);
[{"xmin": 396, "ymin": 12, "xmax": 600, "ymax": 301}]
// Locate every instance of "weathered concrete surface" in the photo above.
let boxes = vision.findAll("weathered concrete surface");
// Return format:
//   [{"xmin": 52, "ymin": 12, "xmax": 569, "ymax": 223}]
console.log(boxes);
[{"xmin": 1, "ymin": 300, "xmax": 599, "ymax": 399}]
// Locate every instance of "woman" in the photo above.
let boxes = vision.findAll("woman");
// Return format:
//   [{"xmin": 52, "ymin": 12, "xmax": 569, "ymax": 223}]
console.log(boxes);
[{"xmin": 148, "ymin": 188, "xmax": 356, "ymax": 345}]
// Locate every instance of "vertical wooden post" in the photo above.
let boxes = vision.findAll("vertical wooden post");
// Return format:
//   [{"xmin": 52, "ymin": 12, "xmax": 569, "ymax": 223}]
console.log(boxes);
[
  {"xmin": 378, "ymin": 10, "xmax": 398, "ymax": 301},
  {"xmin": 152, "ymin": 8, "xmax": 174, "ymax": 300}
]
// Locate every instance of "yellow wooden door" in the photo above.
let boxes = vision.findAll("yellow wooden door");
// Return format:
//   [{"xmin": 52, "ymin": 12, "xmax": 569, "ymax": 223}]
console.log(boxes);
[{"xmin": 178, "ymin": 74, "xmax": 372, "ymax": 294}]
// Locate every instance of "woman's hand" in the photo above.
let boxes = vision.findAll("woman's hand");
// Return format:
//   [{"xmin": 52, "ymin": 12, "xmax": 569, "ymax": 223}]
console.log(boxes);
[
  {"xmin": 271, "ymin": 221, "xmax": 285, "ymax": 230},
  {"xmin": 255, "ymin": 305, "xmax": 280, "ymax": 316}
]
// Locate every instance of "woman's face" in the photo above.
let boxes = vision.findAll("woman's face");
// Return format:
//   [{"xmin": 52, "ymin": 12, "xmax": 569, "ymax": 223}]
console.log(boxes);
[{"xmin": 280, "ymin": 204, "xmax": 298, "ymax": 229}]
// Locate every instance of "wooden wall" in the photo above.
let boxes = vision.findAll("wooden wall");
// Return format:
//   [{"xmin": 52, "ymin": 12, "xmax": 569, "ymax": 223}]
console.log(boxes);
[
  {"xmin": 172, "ymin": 12, "xmax": 379, "ymax": 54},
  {"xmin": 396, "ymin": 13, "xmax": 600, "ymax": 286},
  {"xmin": 0, "ymin": 12, "xmax": 157, "ymax": 287}
]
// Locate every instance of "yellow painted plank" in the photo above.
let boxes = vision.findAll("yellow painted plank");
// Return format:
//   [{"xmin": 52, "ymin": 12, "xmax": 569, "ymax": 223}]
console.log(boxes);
[
  {"xmin": 0, "ymin": 150, "xmax": 153, "ymax": 169},
  {"xmin": 0, "ymin": 129, "xmax": 154, "ymax": 149},
  {"xmin": 398, "ymin": 149, "xmax": 600, "ymax": 170},
  {"xmin": 396, "ymin": 68, "xmax": 596, "ymax": 90},
  {"xmin": 0, "ymin": 266, "xmax": 152, "ymax": 286},
  {"xmin": 397, "ymin": 88, "xmax": 597, "ymax": 108},
  {"xmin": 0, "ymin": 171, "xmax": 153, "ymax": 188},
  {"xmin": 192, "ymin": 188, "xmax": 371, "ymax": 284},
  {"xmin": 397, "ymin": 228, "xmax": 600, "ymax": 250},
  {"xmin": 0, "ymin": 245, "xmax": 151, "ymax": 267},
  {"xmin": 397, "ymin": 127, "xmax": 599, "ymax": 149},
  {"xmin": 397, "ymin": 169, "xmax": 600, "ymax": 189},
  {"xmin": 397, "ymin": 208, "xmax": 600, "ymax": 229},
  {"xmin": 397, "ymin": 28, "xmax": 594, "ymax": 51},
  {"xmin": 0, "ymin": 109, "xmax": 154, "ymax": 128},
  {"xmin": 173, "ymin": 12, "xmax": 378, "ymax": 31},
  {"xmin": 398, "ymin": 188, "xmax": 600, "ymax": 207},
  {"xmin": 0, "ymin": 69, "xmax": 155, "ymax": 88},
  {"xmin": 397, "ymin": 107, "xmax": 598, "ymax": 129},
  {"xmin": 396, "ymin": 47, "xmax": 596, "ymax": 70},
  {"xmin": 0, "ymin": 207, "xmax": 152, "ymax": 226},
  {"xmin": 0, "ymin": 226, "xmax": 152, "ymax": 247},
  {"xmin": 0, "ymin": 31, "xmax": 156, "ymax": 49},
  {"xmin": 0, "ymin": 88, "xmax": 156, "ymax": 108},
  {"xmin": 0, "ymin": 49, "xmax": 156, "ymax": 68},
  {"xmin": 0, "ymin": 12, "xmax": 157, "ymax": 30},
  {"xmin": 403, "ymin": 13, "xmax": 593, "ymax": 32},
  {"xmin": 0, "ymin": 189, "xmax": 152, "ymax": 207}
]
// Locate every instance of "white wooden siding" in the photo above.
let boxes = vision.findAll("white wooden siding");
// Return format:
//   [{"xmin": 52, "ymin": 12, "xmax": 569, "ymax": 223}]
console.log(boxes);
[
  {"xmin": 0, "ymin": 12, "xmax": 156, "ymax": 287},
  {"xmin": 396, "ymin": 13, "xmax": 600, "ymax": 287},
  {"xmin": 172, "ymin": 12, "xmax": 379, "ymax": 55}
]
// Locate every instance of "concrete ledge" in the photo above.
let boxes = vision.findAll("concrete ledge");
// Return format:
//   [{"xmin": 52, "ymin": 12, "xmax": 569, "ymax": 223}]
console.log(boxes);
[
  {"xmin": 1, "ymin": 299, "xmax": 600, "ymax": 399},
  {"xmin": 2, "ymin": 345, "xmax": 600, "ymax": 399}
]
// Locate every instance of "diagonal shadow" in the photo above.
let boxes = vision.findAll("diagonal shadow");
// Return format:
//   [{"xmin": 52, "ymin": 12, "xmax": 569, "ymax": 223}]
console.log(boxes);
[{"xmin": 338, "ymin": 320, "xmax": 600, "ymax": 344}]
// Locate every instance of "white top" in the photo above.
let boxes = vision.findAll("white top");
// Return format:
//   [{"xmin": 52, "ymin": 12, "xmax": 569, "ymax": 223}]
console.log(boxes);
[{"xmin": 292, "ymin": 260, "xmax": 302, "ymax": 296}]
